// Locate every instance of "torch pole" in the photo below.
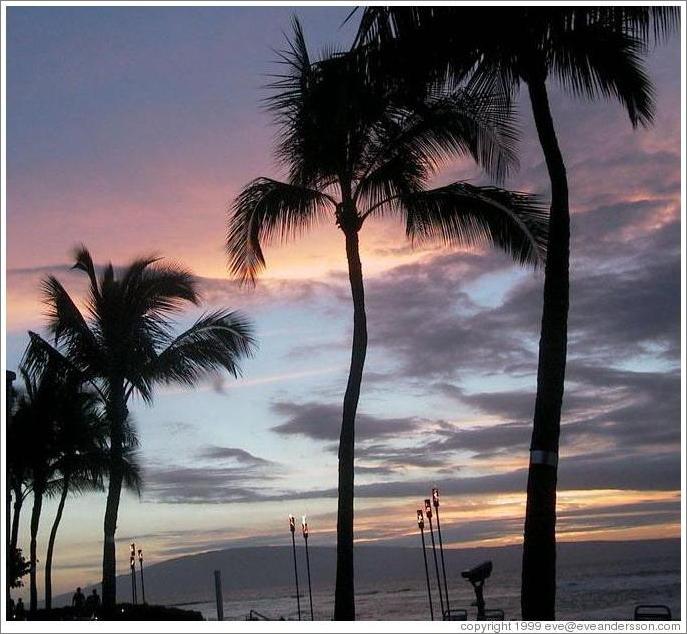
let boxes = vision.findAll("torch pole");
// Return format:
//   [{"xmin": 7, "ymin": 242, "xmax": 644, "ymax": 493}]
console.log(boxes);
[
  {"xmin": 425, "ymin": 499, "xmax": 444, "ymax": 619},
  {"xmin": 433, "ymin": 488, "xmax": 451, "ymax": 617},
  {"xmin": 138, "ymin": 549, "xmax": 146, "ymax": 604},
  {"xmin": 417, "ymin": 510, "xmax": 434, "ymax": 621},
  {"xmin": 302, "ymin": 517, "xmax": 314, "ymax": 620},
  {"xmin": 289, "ymin": 515, "xmax": 301, "ymax": 621},
  {"xmin": 130, "ymin": 543, "xmax": 137, "ymax": 605}
]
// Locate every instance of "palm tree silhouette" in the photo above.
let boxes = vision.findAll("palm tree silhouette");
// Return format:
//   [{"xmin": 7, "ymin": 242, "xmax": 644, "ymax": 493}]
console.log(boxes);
[
  {"xmin": 42, "ymin": 383, "xmax": 141, "ymax": 610},
  {"xmin": 226, "ymin": 19, "xmax": 547, "ymax": 620},
  {"xmin": 12, "ymin": 363, "xmax": 64, "ymax": 614},
  {"xmin": 7, "ymin": 389, "xmax": 32, "ymax": 560},
  {"xmin": 6, "ymin": 373, "xmax": 31, "ymax": 597},
  {"xmin": 355, "ymin": 6, "xmax": 679, "ymax": 618},
  {"xmin": 23, "ymin": 246, "xmax": 256, "ymax": 609}
]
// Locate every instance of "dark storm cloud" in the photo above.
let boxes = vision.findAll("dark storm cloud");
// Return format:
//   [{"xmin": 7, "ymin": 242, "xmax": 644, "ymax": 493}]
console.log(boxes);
[
  {"xmin": 144, "ymin": 446, "xmax": 280, "ymax": 503},
  {"xmin": 270, "ymin": 400, "xmax": 420, "ymax": 441},
  {"xmin": 355, "ymin": 442, "xmax": 453, "ymax": 473},
  {"xmin": 361, "ymin": 250, "xmax": 538, "ymax": 380},
  {"xmin": 432, "ymin": 364, "xmax": 680, "ymax": 461},
  {"xmin": 142, "ymin": 465, "xmax": 269, "ymax": 503},
  {"xmin": 196, "ymin": 445, "xmax": 274, "ymax": 466}
]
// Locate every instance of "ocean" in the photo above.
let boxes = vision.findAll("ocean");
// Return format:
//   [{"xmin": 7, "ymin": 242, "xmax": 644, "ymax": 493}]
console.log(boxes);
[{"xmin": 185, "ymin": 548, "xmax": 681, "ymax": 621}]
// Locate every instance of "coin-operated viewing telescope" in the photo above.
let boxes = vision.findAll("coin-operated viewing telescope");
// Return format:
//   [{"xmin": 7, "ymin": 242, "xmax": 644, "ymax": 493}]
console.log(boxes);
[{"xmin": 461, "ymin": 561, "xmax": 493, "ymax": 619}]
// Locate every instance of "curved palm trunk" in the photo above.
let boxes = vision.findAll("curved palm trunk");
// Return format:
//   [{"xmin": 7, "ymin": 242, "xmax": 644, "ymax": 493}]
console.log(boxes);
[
  {"xmin": 10, "ymin": 485, "xmax": 23, "ymax": 554},
  {"xmin": 6, "ymin": 485, "xmax": 12, "ymax": 611},
  {"xmin": 29, "ymin": 487, "xmax": 44, "ymax": 614},
  {"xmin": 44, "ymin": 474, "xmax": 69, "ymax": 611},
  {"xmin": 102, "ymin": 458, "xmax": 124, "ymax": 610},
  {"xmin": 102, "ymin": 387, "xmax": 127, "ymax": 611},
  {"xmin": 521, "ymin": 75, "xmax": 570, "ymax": 620},
  {"xmin": 334, "ymin": 227, "xmax": 368, "ymax": 621}
]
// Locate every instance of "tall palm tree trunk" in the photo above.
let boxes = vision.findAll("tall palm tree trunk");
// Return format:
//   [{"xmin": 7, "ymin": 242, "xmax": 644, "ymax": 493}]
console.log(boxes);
[
  {"xmin": 334, "ymin": 226, "xmax": 368, "ymax": 621},
  {"xmin": 102, "ymin": 451, "xmax": 123, "ymax": 610},
  {"xmin": 44, "ymin": 475, "xmax": 69, "ymax": 611},
  {"xmin": 10, "ymin": 485, "xmax": 23, "ymax": 553},
  {"xmin": 29, "ymin": 488, "xmax": 44, "ymax": 614},
  {"xmin": 521, "ymin": 74, "xmax": 570, "ymax": 620},
  {"xmin": 6, "ymin": 486, "xmax": 12, "ymax": 610},
  {"xmin": 102, "ymin": 390, "xmax": 127, "ymax": 610}
]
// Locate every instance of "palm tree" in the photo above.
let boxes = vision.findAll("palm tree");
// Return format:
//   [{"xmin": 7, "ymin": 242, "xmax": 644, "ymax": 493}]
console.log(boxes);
[
  {"xmin": 226, "ymin": 19, "xmax": 547, "ymax": 620},
  {"xmin": 7, "ymin": 386, "xmax": 32, "ymax": 558},
  {"xmin": 42, "ymin": 385, "xmax": 141, "ymax": 610},
  {"xmin": 6, "ymin": 376, "xmax": 31, "ymax": 607},
  {"xmin": 12, "ymin": 365, "xmax": 63, "ymax": 614},
  {"xmin": 355, "ymin": 6, "xmax": 679, "ymax": 618},
  {"xmin": 23, "ymin": 246, "xmax": 257, "ymax": 609},
  {"xmin": 43, "ymin": 387, "xmax": 105, "ymax": 611}
]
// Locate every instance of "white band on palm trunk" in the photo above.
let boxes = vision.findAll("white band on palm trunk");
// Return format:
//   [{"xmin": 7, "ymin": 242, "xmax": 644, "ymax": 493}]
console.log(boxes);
[{"xmin": 530, "ymin": 450, "xmax": 558, "ymax": 467}]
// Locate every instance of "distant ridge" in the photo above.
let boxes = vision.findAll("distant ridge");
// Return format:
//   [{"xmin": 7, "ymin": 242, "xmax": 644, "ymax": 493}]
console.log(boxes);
[{"xmin": 53, "ymin": 538, "xmax": 679, "ymax": 607}]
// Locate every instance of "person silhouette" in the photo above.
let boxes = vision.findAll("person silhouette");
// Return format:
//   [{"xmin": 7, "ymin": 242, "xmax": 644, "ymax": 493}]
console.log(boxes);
[
  {"xmin": 85, "ymin": 588, "xmax": 100, "ymax": 617},
  {"xmin": 15, "ymin": 597, "xmax": 26, "ymax": 620},
  {"xmin": 72, "ymin": 587, "xmax": 86, "ymax": 614}
]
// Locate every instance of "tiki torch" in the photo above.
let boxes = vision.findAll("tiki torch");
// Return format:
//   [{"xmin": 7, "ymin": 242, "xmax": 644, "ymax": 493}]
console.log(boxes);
[
  {"xmin": 417, "ymin": 509, "xmax": 434, "ymax": 621},
  {"xmin": 302, "ymin": 515, "xmax": 314, "ymax": 620},
  {"xmin": 288, "ymin": 515, "xmax": 301, "ymax": 621},
  {"xmin": 138, "ymin": 549, "xmax": 146, "ymax": 604},
  {"xmin": 424, "ymin": 498, "xmax": 444, "ymax": 618},
  {"xmin": 129, "ymin": 543, "xmax": 137, "ymax": 605},
  {"xmin": 432, "ymin": 487, "xmax": 450, "ymax": 617}
]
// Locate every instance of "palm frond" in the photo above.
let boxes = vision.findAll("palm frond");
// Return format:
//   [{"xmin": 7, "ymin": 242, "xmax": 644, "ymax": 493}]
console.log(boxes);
[
  {"xmin": 136, "ymin": 310, "xmax": 257, "ymax": 399},
  {"xmin": 357, "ymin": 88, "xmax": 518, "ymax": 203},
  {"xmin": 123, "ymin": 257, "xmax": 200, "ymax": 319},
  {"xmin": 403, "ymin": 182, "xmax": 548, "ymax": 266},
  {"xmin": 71, "ymin": 244, "xmax": 100, "ymax": 301},
  {"xmin": 227, "ymin": 177, "xmax": 335, "ymax": 284},
  {"xmin": 22, "ymin": 332, "xmax": 85, "ymax": 384},
  {"xmin": 551, "ymin": 25, "xmax": 655, "ymax": 127},
  {"xmin": 40, "ymin": 275, "xmax": 102, "ymax": 369},
  {"xmin": 589, "ymin": 6, "xmax": 680, "ymax": 45},
  {"xmin": 121, "ymin": 447, "xmax": 143, "ymax": 496}
]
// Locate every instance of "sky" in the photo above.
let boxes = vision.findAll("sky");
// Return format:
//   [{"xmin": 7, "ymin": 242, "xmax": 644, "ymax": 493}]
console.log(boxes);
[{"xmin": 4, "ymin": 6, "xmax": 682, "ymax": 599}]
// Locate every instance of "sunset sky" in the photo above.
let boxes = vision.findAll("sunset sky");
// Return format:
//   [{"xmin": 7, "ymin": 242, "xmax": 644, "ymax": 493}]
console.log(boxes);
[{"xmin": 4, "ymin": 6, "xmax": 682, "ymax": 599}]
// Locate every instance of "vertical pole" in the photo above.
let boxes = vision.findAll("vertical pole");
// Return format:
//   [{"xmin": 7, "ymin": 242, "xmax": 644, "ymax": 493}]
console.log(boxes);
[
  {"xmin": 213, "ymin": 570, "xmax": 224, "ymax": 621},
  {"xmin": 425, "ymin": 499, "xmax": 444, "ymax": 619},
  {"xmin": 130, "ymin": 543, "xmax": 137, "ymax": 605},
  {"xmin": 302, "ymin": 516, "xmax": 314, "ymax": 620},
  {"xmin": 417, "ymin": 510, "xmax": 434, "ymax": 621},
  {"xmin": 289, "ymin": 515, "xmax": 301, "ymax": 620},
  {"xmin": 433, "ymin": 488, "xmax": 451, "ymax": 617},
  {"xmin": 138, "ymin": 550, "xmax": 146, "ymax": 604}
]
